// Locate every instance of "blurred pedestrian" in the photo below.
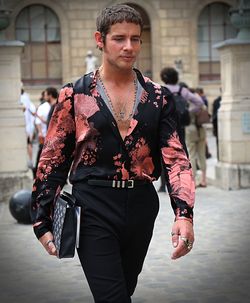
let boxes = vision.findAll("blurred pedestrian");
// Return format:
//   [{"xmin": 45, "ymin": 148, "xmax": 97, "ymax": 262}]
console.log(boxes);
[
  {"xmin": 31, "ymin": 5, "xmax": 195, "ymax": 303},
  {"xmin": 196, "ymin": 87, "xmax": 212, "ymax": 159},
  {"xmin": 19, "ymin": 88, "xmax": 36, "ymax": 169},
  {"xmin": 212, "ymin": 95, "xmax": 221, "ymax": 160},
  {"xmin": 33, "ymin": 88, "xmax": 51, "ymax": 177},
  {"xmin": 159, "ymin": 67, "xmax": 203, "ymax": 192},
  {"xmin": 186, "ymin": 86, "xmax": 209, "ymax": 188},
  {"xmin": 85, "ymin": 50, "xmax": 98, "ymax": 73},
  {"xmin": 196, "ymin": 87, "xmax": 208, "ymax": 107},
  {"xmin": 45, "ymin": 87, "xmax": 58, "ymax": 127}
]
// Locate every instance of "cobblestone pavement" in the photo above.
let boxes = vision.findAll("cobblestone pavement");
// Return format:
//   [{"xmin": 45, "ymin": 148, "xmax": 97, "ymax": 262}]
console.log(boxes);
[{"xmin": 0, "ymin": 180, "xmax": 250, "ymax": 303}]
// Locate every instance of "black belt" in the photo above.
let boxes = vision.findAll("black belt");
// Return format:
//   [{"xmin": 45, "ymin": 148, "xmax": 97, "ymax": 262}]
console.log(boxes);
[{"xmin": 87, "ymin": 179, "xmax": 151, "ymax": 189}]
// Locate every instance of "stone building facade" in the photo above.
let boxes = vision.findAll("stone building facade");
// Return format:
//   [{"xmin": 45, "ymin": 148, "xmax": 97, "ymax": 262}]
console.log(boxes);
[{"xmin": 5, "ymin": 0, "xmax": 237, "ymax": 108}]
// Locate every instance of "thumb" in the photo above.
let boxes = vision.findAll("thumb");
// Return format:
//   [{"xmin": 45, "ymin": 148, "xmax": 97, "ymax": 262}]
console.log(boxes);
[
  {"xmin": 47, "ymin": 241, "xmax": 57, "ymax": 255},
  {"xmin": 171, "ymin": 228, "xmax": 179, "ymax": 248}
]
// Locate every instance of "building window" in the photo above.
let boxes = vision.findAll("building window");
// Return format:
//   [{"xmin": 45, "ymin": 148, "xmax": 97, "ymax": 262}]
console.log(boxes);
[
  {"xmin": 198, "ymin": 2, "xmax": 237, "ymax": 81},
  {"xmin": 15, "ymin": 5, "xmax": 62, "ymax": 85}
]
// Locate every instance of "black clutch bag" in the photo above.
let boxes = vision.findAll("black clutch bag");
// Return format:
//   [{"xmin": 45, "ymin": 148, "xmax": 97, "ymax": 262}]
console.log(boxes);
[{"xmin": 52, "ymin": 191, "xmax": 81, "ymax": 259}]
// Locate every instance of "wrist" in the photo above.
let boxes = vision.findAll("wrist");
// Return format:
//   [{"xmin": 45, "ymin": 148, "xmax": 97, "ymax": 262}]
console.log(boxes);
[{"xmin": 175, "ymin": 216, "xmax": 193, "ymax": 225}]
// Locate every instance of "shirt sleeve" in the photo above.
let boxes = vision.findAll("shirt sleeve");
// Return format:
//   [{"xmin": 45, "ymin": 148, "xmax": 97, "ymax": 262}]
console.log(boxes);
[
  {"xmin": 159, "ymin": 87, "xmax": 195, "ymax": 224},
  {"xmin": 182, "ymin": 87, "xmax": 203, "ymax": 112},
  {"xmin": 30, "ymin": 84, "xmax": 76, "ymax": 240}
]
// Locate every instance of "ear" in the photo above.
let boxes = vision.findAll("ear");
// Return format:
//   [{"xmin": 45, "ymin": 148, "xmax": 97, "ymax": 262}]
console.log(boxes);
[{"xmin": 94, "ymin": 31, "xmax": 104, "ymax": 50}]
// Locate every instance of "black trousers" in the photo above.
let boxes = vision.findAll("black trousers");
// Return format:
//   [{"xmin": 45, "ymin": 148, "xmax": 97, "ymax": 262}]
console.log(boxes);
[{"xmin": 72, "ymin": 181, "xmax": 159, "ymax": 303}]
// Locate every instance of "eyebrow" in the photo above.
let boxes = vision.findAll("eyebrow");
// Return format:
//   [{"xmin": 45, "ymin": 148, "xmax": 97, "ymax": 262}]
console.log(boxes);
[{"xmin": 112, "ymin": 34, "xmax": 141, "ymax": 38}]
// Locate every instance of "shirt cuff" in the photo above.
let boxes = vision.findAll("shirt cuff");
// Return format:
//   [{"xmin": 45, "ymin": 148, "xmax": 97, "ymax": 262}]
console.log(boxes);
[
  {"xmin": 175, "ymin": 206, "xmax": 193, "ymax": 224},
  {"xmin": 33, "ymin": 220, "xmax": 52, "ymax": 240},
  {"xmin": 175, "ymin": 216, "xmax": 193, "ymax": 225}
]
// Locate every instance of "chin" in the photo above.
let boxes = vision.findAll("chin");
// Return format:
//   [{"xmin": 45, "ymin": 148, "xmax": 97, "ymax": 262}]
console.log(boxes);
[{"xmin": 119, "ymin": 62, "xmax": 134, "ymax": 70}]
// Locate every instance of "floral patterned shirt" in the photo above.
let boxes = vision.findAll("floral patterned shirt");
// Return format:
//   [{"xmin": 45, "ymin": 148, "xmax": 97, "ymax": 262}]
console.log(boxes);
[{"xmin": 31, "ymin": 69, "xmax": 195, "ymax": 240}]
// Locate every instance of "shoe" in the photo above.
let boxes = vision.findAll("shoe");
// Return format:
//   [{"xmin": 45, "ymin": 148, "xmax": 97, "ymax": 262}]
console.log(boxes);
[
  {"xmin": 206, "ymin": 153, "xmax": 212, "ymax": 159},
  {"xmin": 196, "ymin": 183, "xmax": 207, "ymax": 188}
]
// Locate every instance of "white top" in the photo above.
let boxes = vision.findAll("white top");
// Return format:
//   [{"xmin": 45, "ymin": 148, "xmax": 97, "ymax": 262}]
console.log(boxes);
[
  {"xmin": 19, "ymin": 92, "xmax": 36, "ymax": 138},
  {"xmin": 85, "ymin": 55, "xmax": 98, "ymax": 74},
  {"xmin": 35, "ymin": 102, "xmax": 51, "ymax": 137}
]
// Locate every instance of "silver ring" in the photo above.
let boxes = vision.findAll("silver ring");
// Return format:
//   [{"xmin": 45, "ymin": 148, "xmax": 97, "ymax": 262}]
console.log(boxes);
[
  {"xmin": 171, "ymin": 232, "xmax": 180, "ymax": 236},
  {"xmin": 180, "ymin": 236, "xmax": 193, "ymax": 250},
  {"xmin": 46, "ymin": 240, "xmax": 53, "ymax": 246}
]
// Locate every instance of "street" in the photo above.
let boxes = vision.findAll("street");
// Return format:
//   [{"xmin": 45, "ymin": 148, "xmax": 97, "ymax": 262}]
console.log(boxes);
[{"xmin": 0, "ymin": 179, "xmax": 249, "ymax": 303}]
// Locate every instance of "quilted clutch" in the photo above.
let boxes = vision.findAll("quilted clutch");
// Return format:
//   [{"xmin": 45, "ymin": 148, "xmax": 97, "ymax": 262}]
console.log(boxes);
[{"xmin": 52, "ymin": 191, "xmax": 81, "ymax": 259}]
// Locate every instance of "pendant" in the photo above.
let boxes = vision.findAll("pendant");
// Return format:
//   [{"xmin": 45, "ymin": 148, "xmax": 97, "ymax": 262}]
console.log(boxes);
[{"xmin": 119, "ymin": 111, "xmax": 125, "ymax": 120}]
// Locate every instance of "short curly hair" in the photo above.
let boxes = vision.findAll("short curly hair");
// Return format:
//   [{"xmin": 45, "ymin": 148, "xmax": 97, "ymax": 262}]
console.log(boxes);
[
  {"xmin": 96, "ymin": 4, "xmax": 143, "ymax": 46},
  {"xmin": 160, "ymin": 67, "xmax": 179, "ymax": 85}
]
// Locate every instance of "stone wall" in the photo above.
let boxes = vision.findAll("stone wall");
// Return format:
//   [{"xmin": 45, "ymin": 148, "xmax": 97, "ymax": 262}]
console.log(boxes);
[{"xmin": 5, "ymin": 0, "xmax": 237, "ymax": 106}]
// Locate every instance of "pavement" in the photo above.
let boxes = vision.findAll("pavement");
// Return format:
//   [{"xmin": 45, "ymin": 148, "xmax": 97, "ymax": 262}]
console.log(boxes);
[{"xmin": 0, "ymin": 130, "xmax": 250, "ymax": 303}]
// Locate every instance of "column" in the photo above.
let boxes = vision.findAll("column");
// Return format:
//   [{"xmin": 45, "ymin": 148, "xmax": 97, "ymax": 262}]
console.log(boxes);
[{"xmin": 0, "ymin": 41, "xmax": 31, "ymax": 202}]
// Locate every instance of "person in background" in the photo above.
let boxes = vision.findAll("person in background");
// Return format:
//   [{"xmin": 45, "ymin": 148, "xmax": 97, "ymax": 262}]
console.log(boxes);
[
  {"xmin": 33, "ymin": 88, "xmax": 51, "ymax": 178},
  {"xmin": 39, "ymin": 90, "xmax": 46, "ymax": 104},
  {"xmin": 195, "ymin": 87, "xmax": 212, "ymax": 159},
  {"xmin": 159, "ymin": 67, "xmax": 203, "ymax": 192},
  {"xmin": 19, "ymin": 88, "xmax": 36, "ymax": 169},
  {"xmin": 45, "ymin": 87, "xmax": 58, "ymax": 127},
  {"xmin": 212, "ymin": 94, "xmax": 222, "ymax": 160},
  {"xmin": 85, "ymin": 50, "xmax": 98, "ymax": 73},
  {"xmin": 185, "ymin": 86, "xmax": 208, "ymax": 188},
  {"xmin": 196, "ymin": 87, "xmax": 208, "ymax": 107}
]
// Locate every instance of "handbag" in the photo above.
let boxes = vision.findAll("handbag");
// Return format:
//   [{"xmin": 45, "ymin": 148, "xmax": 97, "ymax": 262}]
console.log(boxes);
[
  {"xmin": 195, "ymin": 107, "xmax": 210, "ymax": 127},
  {"xmin": 52, "ymin": 191, "xmax": 81, "ymax": 259}
]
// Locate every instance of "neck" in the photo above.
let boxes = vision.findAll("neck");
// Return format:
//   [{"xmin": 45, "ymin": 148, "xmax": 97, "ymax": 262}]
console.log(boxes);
[
  {"xmin": 49, "ymin": 98, "xmax": 57, "ymax": 106},
  {"xmin": 99, "ymin": 63, "xmax": 135, "ymax": 85}
]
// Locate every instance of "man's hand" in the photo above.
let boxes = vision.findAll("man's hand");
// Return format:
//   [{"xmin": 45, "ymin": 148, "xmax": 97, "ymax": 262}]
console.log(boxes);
[
  {"xmin": 39, "ymin": 231, "xmax": 57, "ymax": 256},
  {"xmin": 171, "ymin": 220, "xmax": 194, "ymax": 260}
]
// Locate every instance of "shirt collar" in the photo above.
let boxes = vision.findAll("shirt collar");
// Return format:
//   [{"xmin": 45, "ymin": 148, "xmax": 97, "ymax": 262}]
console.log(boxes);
[{"xmin": 88, "ymin": 67, "xmax": 148, "ymax": 94}]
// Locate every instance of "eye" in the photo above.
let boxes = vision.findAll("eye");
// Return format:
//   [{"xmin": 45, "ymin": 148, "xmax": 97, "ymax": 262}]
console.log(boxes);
[
  {"xmin": 113, "ymin": 37, "xmax": 124, "ymax": 42},
  {"xmin": 131, "ymin": 37, "xmax": 141, "ymax": 43}
]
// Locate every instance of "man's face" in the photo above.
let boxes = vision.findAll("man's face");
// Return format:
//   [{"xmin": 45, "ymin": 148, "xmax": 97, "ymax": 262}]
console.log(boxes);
[
  {"xmin": 102, "ymin": 21, "xmax": 141, "ymax": 71},
  {"xmin": 44, "ymin": 91, "xmax": 50, "ymax": 103}
]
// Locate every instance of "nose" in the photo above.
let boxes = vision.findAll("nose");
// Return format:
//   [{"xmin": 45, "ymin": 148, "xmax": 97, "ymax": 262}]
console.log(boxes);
[{"xmin": 123, "ymin": 38, "xmax": 133, "ymax": 50}]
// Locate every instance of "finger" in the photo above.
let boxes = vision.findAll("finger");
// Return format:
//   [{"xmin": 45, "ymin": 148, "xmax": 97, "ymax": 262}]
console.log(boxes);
[
  {"xmin": 171, "ymin": 240, "xmax": 186, "ymax": 260},
  {"xmin": 47, "ymin": 241, "xmax": 57, "ymax": 256},
  {"xmin": 171, "ymin": 227, "xmax": 180, "ymax": 248},
  {"xmin": 172, "ymin": 237, "xmax": 194, "ymax": 259}
]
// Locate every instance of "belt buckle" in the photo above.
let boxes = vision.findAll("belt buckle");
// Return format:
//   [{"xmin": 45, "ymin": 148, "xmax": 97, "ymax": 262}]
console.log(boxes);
[{"xmin": 127, "ymin": 180, "xmax": 134, "ymax": 188}]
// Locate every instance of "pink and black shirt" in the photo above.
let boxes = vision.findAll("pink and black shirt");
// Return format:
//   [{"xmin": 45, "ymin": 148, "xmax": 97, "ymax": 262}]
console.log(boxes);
[{"xmin": 31, "ymin": 69, "xmax": 195, "ymax": 240}]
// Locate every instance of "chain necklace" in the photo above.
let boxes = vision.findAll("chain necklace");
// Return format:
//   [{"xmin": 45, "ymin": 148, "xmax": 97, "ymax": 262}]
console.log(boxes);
[{"xmin": 98, "ymin": 67, "xmax": 137, "ymax": 122}]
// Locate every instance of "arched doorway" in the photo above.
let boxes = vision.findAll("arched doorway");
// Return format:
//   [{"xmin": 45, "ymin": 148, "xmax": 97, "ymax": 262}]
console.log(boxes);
[
  {"xmin": 126, "ymin": 3, "xmax": 152, "ymax": 78},
  {"xmin": 15, "ymin": 4, "xmax": 62, "ymax": 86}
]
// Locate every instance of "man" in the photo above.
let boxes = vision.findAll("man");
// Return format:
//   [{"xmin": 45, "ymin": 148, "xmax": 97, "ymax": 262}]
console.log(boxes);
[
  {"xmin": 85, "ymin": 49, "xmax": 98, "ymax": 73},
  {"xmin": 159, "ymin": 67, "xmax": 203, "ymax": 192},
  {"xmin": 19, "ymin": 88, "xmax": 36, "ymax": 169},
  {"xmin": 212, "ymin": 94, "xmax": 222, "ymax": 160},
  {"xmin": 31, "ymin": 5, "xmax": 195, "ymax": 303},
  {"xmin": 33, "ymin": 88, "xmax": 58, "ymax": 177},
  {"xmin": 45, "ymin": 87, "xmax": 58, "ymax": 126}
]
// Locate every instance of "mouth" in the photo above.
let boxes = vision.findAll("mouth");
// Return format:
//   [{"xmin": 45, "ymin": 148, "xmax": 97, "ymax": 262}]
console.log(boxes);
[{"xmin": 120, "ymin": 56, "xmax": 135, "ymax": 61}]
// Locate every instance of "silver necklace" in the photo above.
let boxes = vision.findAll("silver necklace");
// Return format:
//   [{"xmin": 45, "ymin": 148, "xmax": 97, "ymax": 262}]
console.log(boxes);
[{"xmin": 98, "ymin": 68, "xmax": 137, "ymax": 122}]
